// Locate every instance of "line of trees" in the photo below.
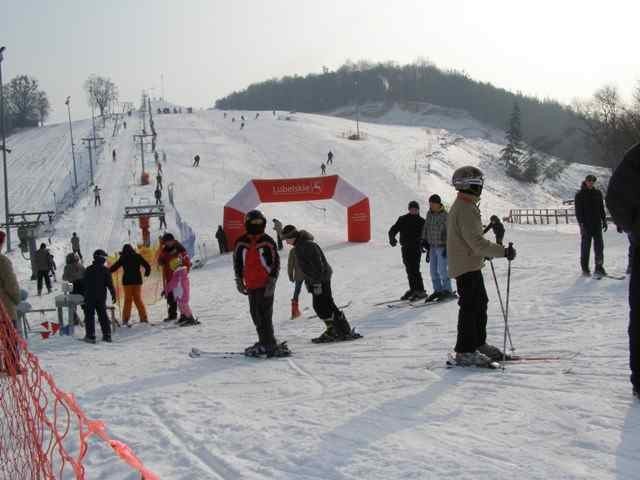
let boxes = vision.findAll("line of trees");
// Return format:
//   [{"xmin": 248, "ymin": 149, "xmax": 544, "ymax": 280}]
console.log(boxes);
[
  {"xmin": 215, "ymin": 59, "xmax": 594, "ymax": 165},
  {"xmin": 1, "ymin": 75, "xmax": 50, "ymax": 129}
]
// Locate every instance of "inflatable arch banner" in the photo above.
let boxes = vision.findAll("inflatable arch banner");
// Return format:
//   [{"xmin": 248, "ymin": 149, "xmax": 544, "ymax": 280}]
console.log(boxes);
[{"xmin": 223, "ymin": 175, "xmax": 371, "ymax": 247}]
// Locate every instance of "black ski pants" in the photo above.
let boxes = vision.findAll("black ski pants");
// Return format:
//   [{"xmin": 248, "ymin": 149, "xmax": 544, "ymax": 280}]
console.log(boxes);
[
  {"xmin": 248, "ymin": 288, "xmax": 276, "ymax": 347},
  {"xmin": 580, "ymin": 228, "xmax": 604, "ymax": 271},
  {"xmin": 311, "ymin": 281, "xmax": 340, "ymax": 321},
  {"xmin": 166, "ymin": 291, "xmax": 178, "ymax": 320},
  {"xmin": 455, "ymin": 270, "xmax": 489, "ymax": 353},
  {"xmin": 37, "ymin": 270, "xmax": 52, "ymax": 294},
  {"xmin": 94, "ymin": 196, "xmax": 101, "ymax": 206},
  {"xmin": 401, "ymin": 245, "xmax": 425, "ymax": 292},
  {"xmin": 629, "ymin": 243, "xmax": 640, "ymax": 392},
  {"xmin": 85, "ymin": 300, "xmax": 111, "ymax": 340}
]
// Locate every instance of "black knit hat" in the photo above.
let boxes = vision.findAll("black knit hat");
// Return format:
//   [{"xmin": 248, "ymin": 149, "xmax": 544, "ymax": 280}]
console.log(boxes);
[
  {"xmin": 428, "ymin": 194, "xmax": 442, "ymax": 205},
  {"xmin": 161, "ymin": 232, "xmax": 175, "ymax": 242},
  {"xmin": 585, "ymin": 174, "xmax": 597, "ymax": 182},
  {"xmin": 281, "ymin": 224, "xmax": 299, "ymax": 239},
  {"xmin": 408, "ymin": 200, "xmax": 420, "ymax": 210}
]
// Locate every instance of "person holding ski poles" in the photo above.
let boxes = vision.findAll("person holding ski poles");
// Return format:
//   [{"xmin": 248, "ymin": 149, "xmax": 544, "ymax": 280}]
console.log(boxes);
[
  {"xmin": 287, "ymin": 236, "xmax": 306, "ymax": 319},
  {"xmin": 447, "ymin": 166, "xmax": 516, "ymax": 366}
]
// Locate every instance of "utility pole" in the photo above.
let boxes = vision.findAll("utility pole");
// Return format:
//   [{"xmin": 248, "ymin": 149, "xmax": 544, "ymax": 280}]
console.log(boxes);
[
  {"xmin": 161, "ymin": 74, "xmax": 165, "ymax": 101},
  {"xmin": 0, "ymin": 46, "xmax": 11, "ymax": 251},
  {"xmin": 65, "ymin": 96, "xmax": 78, "ymax": 188},
  {"xmin": 354, "ymin": 79, "xmax": 360, "ymax": 139},
  {"xmin": 82, "ymin": 136, "xmax": 104, "ymax": 186},
  {"xmin": 133, "ymin": 133, "xmax": 154, "ymax": 185}
]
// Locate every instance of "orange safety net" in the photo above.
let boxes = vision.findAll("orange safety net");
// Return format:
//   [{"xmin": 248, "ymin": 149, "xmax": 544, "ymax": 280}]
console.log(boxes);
[
  {"xmin": 0, "ymin": 303, "xmax": 159, "ymax": 479},
  {"xmin": 109, "ymin": 244, "xmax": 164, "ymax": 322}
]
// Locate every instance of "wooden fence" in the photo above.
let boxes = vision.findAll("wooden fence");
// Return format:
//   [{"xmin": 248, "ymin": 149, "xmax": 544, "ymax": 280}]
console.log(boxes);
[{"xmin": 508, "ymin": 208, "xmax": 576, "ymax": 225}]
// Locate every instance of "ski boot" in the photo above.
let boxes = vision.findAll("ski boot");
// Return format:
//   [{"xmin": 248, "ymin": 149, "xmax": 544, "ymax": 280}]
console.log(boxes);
[
  {"xmin": 179, "ymin": 317, "xmax": 200, "ymax": 327},
  {"xmin": 594, "ymin": 265, "xmax": 607, "ymax": 278},
  {"xmin": 102, "ymin": 335, "xmax": 113, "ymax": 343},
  {"xmin": 311, "ymin": 319, "xmax": 339, "ymax": 343},
  {"xmin": 400, "ymin": 290, "xmax": 414, "ymax": 301},
  {"xmin": 424, "ymin": 292, "xmax": 440, "ymax": 303},
  {"xmin": 477, "ymin": 343, "xmax": 511, "ymax": 362},
  {"xmin": 409, "ymin": 290, "xmax": 428, "ymax": 302},
  {"xmin": 245, "ymin": 342, "xmax": 267, "ymax": 357},
  {"xmin": 291, "ymin": 299, "xmax": 302, "ymax": 319},
  {"xmin": 82, "ymin": 336, "xmax": 97, "ymax": 344},
  {"xmin": 454, "ymin": 351, "xmax": 493, "ymax": 367},
  {"xmin": 266, "ymin": 342, "xmax": 292, "ymax": 358}
]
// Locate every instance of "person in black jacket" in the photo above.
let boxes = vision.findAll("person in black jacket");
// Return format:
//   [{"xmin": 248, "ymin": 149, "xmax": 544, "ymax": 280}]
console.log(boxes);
[
  {"xmin": 575, "ymin": 174, "xmax": 608, "ymax": 276},
  {"xmin": 34, "ymin": 243, "xmax": 52, "ymax": 295},
  {"xmin": 83, "ymin": 249, "xmax": 117, "ymax": 343},
  {"xmin": 606, "ymin": 143, "xmax": 640, "ymax": 399},
  {"xmin": 215, "ymin": 225, "xmax": 228, "ymax": 254},
  {"xmin": 281, "ymin": 224, "xmax": 360, "ymax": 343},
  {"xmin": 233, "ymin": 210, "xmax": 289, "ymax": 357},
  {"xmin": 388, "ymin": 201, "xmax": 428, "ymax": 300},
  {"xmin": 109, "ymin": 244, "xmax": 151, "ymax": 325},
  {"xmin": 483, "ymin": 215, "xmax": 505, "ymax": 245}
]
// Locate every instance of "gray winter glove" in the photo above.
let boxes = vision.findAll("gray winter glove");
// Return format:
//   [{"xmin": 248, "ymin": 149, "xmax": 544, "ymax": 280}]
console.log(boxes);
[
  {"xmin": 389, "ymin": 237, "xmax": 397, "ymax": 247},
  {"xmin": 312, "ymin": 283, "xmax": 323, "ymax": 295},
  {"xmin": 235, "ymin": 277, "xmax": 248, "ymax": 295},
  {"xmin": 264, "ymin": 277, "xmax": 276, "ymax": 297},
  {"xmin": 505, "ymin": 244, "xmax": 516, "ymax": 261},
  {"xmin": 425, "ymin": 250, "xmax": 430, "ymax": 263}
]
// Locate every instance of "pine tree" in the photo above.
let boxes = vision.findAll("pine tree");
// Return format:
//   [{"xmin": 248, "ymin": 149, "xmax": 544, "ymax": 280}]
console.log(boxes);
[{"xmin": 501, "ymin": 102, "xmax": 524, "ymax": 177}]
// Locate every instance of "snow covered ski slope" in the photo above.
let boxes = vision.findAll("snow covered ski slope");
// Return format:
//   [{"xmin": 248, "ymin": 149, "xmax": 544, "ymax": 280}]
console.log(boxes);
[{"xmin": 8, "ymin": 109, "xmax": 636, "ymax": 479}]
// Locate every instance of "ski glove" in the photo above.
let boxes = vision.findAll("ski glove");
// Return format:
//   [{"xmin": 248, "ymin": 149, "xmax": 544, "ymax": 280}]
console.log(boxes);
[
  {"xmin": 420, "ymin": 239, "xmax": 430, "ymax": 253},
  {"xmin": 312, "ymin": 283, "xmax": 323, "ymax": 295},
  {"xmin": 425, "ymin": 251, "xmax": 430, "ymax": 263},
  {"xmin": 389, "ymin": 237, "xmax": 398, "ymax": 247},
  {"xmin": 235, "ymin": 277, "xmax": 248, "ymax": 295},
  {"xmin": 505, "ymin": 244, "xmax": 517, "ymax": 261},
  {"xmin": 264, "ymin": 277, "xmax": 276, "ymax": 297},
  {"xmin": 602, "ymin": 221, "xmax": 608, "ymax": 232}
]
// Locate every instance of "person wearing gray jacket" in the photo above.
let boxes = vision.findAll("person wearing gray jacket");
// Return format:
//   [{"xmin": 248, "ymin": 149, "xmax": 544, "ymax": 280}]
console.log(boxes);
[
  {"xmin": 287, "ymin": 242, "xmax": 307, "ymax": 319},
  {"xmin": 421, "ymin": 194, "xmax": 454, "ymax": 302}
]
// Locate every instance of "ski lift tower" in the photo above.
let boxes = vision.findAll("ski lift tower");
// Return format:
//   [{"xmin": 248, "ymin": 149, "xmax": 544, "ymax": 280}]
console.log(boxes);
[{"xmin": 1, "ymin": 211, "xmax": 55, "ymax": 279}]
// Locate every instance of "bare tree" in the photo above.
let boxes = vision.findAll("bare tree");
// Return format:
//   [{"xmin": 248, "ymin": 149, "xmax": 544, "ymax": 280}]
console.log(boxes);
[
  {"xmin": 36, "ymin": 90, "xmax": 50, "ymax": 126},
  {"xmin": 84, "ymin": 75, "xmax": 118, "ymax": 119}
]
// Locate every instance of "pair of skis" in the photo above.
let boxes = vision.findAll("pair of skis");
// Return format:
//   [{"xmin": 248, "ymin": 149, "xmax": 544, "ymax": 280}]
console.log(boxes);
[
  {"xmin": 443, "ymin": 352, "xmax": 578, "ymax": 370},
  {"xmin": 188, "ymin": 346, "xmax": 289, "ymax": 359}
]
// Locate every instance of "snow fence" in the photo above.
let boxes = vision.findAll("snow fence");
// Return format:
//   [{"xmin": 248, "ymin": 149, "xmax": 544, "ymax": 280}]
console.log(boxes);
[{"xmin": 0, "ymin": 302, "xmax": 159, "ymax": 479}]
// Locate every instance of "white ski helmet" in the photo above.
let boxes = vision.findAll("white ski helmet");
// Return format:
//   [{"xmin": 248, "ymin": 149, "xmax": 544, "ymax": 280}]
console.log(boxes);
[{"xmin": 452, "ymin": 166, "xmax": 484, "ymax": 196}]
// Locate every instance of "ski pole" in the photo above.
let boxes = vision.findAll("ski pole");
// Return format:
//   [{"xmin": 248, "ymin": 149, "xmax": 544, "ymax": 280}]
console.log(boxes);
[
  {"xmin": 504, "ymin": 242, "xmax": 514, "ymax": 357},
  {"xmin": 488, "ymin": 258, "xmax": 514, "ymax": 352}
]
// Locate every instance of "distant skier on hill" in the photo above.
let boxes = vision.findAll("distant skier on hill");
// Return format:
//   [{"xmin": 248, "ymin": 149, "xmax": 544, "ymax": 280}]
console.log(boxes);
[
  {"xmin": 215, "ymin": 225, "xmax": 228, "ymax": 254},
  {"xmin": 154, "ymin": 187, "xmax": 162, "ymax": 205},
  {"xmin": 123, "ymin": 120, "xmax": 127, "ymax": 129},
  {"xmin": 321, "ymin": 163, "xmax": 326, "ymax": 175},
  {"xmin": 233, "ymin": 210, "xmax": 289, "ymax": 357},
  {"xmin": 575, "ymin": 174, "xmax": 607, "ymax": 277},
  {"xmin": 93, "ymin": 185, "xmax": 102, "ymax": 206},
  {"xmin": 193, "ymin": 154, "xmax": 200, "ymax": 167},
  {"xmin": 112, "ymin": 149, "xmax": 116, "ymax": 162},
  {"xmin": 156, "ymin": 172, "xmax": 163, "ymax": 190},
  {"xmin": 281, "ymin": 224, "xmax": 360, "ymax": 343},
  {"xmin": 255, "ymin": 113, "xmax": 260, "ymax": 120},
  {"xmin": 71, "ymin": 232, "xmax": 82, "ymax": 260},
  {"xmin": 388, "ymin": 201, "xmax": 427, "ymax": 301},
  {"xmin": 483, "ymin": 215, "xmax": 505, "ymax": 245},
  {"xmin": 272, "ymin": 218, "xmax": 284, "ymax": 250},
  {"xmin": 327, "ymin": 150, "xmax": 334, "ymax": 165},
  {"xmin": 447, "ymin": 166, "xmax": 516, "ymax": 367}
]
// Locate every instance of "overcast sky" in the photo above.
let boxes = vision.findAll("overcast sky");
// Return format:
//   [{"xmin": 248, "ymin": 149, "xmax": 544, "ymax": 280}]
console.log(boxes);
[{"xmin": 2, "ymin": 0, "xmax": 638, "ymax": 124}]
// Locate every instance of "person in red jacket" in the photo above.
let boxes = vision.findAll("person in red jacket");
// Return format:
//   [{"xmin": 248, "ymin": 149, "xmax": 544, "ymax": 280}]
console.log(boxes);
[
  {"xmin": 233, "ymin": 210, "xmax": 290, "ymax": 357},
  {"xmin": 157, "ymin": 233, "xmax": 191, "ymax": 322}
]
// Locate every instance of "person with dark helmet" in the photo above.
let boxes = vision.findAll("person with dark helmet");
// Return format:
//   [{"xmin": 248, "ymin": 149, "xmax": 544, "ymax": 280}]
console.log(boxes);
[
  {"xmin": 388, "ymin": 201, "xmax": 428, "ymax": 301},
  {"xmin": 483, "ymin": 215, "xmax": 505, "ymax": 245},
  {"xmin": 448, "ymin": 166, "xmax": 516, "ymax": 366},
  {"xmin": 281, "ymin": 224, "xmax": 361, "ymax": 343},
  {"xmin": 575, "ymin": 174, "xmax": 608, "ymax": 277},
  {"xmin": 233, "ymin": 210, "xmax": 290, "ymax": 357},
  {"xmin": 82, "ymin": 249, "xmax": 117, "ymax": 344},
  {"xmin": 606, "ymin": 142, "xmax": 640, "ymax": 399}
]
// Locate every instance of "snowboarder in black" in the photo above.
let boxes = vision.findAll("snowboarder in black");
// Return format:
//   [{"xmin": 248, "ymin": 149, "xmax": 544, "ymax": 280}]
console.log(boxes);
[
  {"xmin": 575, "ymin": 174, "xmax": 607, "ymax": 276},
  {"xmin": 388, "ymin": 201, "xmax": 428, "ymax": 301},
  {"xmin": 193, "ymin": 154, "xmax": 200, "ymax": 167},
  {"xmin": 215, "ymin": 225, "xmax": 228, "ymax": 254},
  {"xmin": 71, "ymin": 232, "xmax": 82, "ymax": 260},
  {"xmin": 606, "ymin": 142, "xmax": 640, "ymax": 398},
  {"xmin": 321, "ymin": 163, "xmax": 326, "ymax": 175},
  {"xmin": 327, "ymin": 150, "xmax": 334, "ymax": 165},
  {"xmin": 483, "ymin": 215, "xmax": 505, "ymax": 245},
  {"xmin": 82, "ymin": 249, "xmax": 117, "ymax": 343},
  {"xmin": 154, "ymin": 187, "xmax": 162, "ymax": 205},
  {"xmin": 233, "ymin": 210, "xmax": 289, "ymax": 357},
  {"xmin": 281, "ymin": 224, "xmax": 359, "ymax": 343},
  {"xmin": 93, "ymin": 185, "xmax": 102, "ymax": 206}
]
